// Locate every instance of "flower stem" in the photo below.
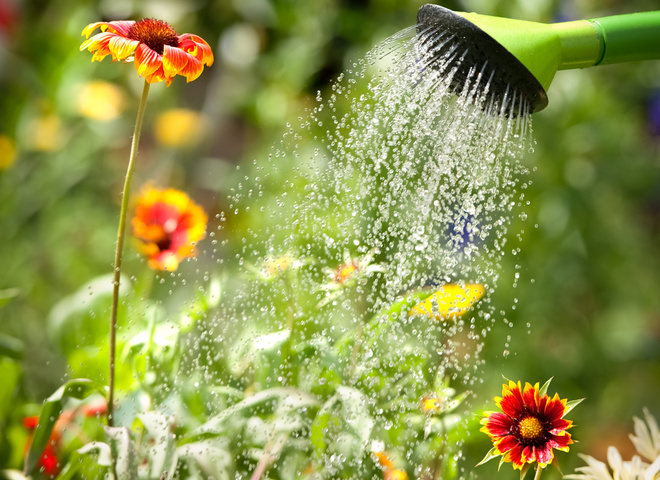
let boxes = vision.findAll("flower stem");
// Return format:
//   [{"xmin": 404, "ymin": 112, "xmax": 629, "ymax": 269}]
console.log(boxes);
[
  {"xmin": 280, "ymin": 274, "xmax": 298, "ymax": 386},
  {"xmin": 108, "ymin": 80, "xmax": 151, "ymax": 427},
  {"xmin": 533, "ymin": 464, "xmax": 544, "ymax": 480}
]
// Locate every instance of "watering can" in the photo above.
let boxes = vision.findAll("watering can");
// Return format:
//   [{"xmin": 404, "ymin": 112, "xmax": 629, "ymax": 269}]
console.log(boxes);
[{"xmin": 417, "ymin": 5, "xmax": 660, "ymax": 113}]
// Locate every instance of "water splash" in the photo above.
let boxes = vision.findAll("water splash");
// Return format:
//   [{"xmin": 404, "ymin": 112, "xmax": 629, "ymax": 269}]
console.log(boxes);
[{"xmin": 196, "ymin": 24, "xmax": 533, "ymax": 479}]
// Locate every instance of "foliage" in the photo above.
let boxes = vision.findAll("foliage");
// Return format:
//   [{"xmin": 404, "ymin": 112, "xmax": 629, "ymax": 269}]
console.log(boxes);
[{"xmin": 1, "ymin": 0, "xmax": 659, "ymax": 479}]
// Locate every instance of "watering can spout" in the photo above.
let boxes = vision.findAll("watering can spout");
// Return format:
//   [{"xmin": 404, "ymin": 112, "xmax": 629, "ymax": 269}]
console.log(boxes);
[{"xmin": 417, "ymin": 5, "xmax": 660, "ymax": 114}]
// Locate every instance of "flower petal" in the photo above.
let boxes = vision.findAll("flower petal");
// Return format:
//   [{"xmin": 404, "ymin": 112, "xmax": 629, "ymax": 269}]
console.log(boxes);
[
  {"xmin": 108, "ymin": 34, "xmax": 139, "ymax": 61},
  {"xmin": 522, "ymin": 382, "xmax": 540, "ymax": 413},
  {"xmin": 81, "ymin": 20, "xmax": 135, "ymax": 38},
  {"xmin": 178, "ymin": 34, "xmax": 214, "ymax": 65},
  {"xmin": 162, "ymin": 45, "xmax": 204, "ymax": 83},
  {"xmin": 134, "ymin": 44, "xmax": 163, "ymax": 77},
  {"xmin": 495, "ymin": 435, "xmax": 519, "ymax": 455},
  {"xmin": 162, "ymin": 44, "xmax": 188, "ymax": 78},
  {"xmin": 497, "ymin": 382, "xmax": 525, "ymax": 418},
  {"xmin": 483, "ymin": 412, "xmax": 515, "ymax": 437},
  {"xmin": 80, "ymin": 31, "xmax": 114, "ymax": 57},
  {"xmin": 504, "ymin": 443, "xmax": 525, "ymax": 469}
]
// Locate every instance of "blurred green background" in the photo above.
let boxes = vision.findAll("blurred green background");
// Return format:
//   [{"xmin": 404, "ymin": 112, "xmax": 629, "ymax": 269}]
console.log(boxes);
[{"xmin": 0, "ymin": 0, "xmax": 659, "ymax": 476}]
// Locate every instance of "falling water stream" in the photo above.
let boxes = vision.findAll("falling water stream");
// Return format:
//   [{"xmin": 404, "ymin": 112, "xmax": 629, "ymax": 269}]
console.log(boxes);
[{"xmin": 191, "ymin": 24, "xmax": 534, "ymax": 479}]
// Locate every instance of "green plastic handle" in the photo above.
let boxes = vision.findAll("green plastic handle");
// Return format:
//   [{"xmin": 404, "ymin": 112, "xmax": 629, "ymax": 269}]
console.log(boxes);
[
  {"xmin": 590, "ymin": 11, "xmax": 660, "ymax": 65},
  {"xmin": 457, "ymin": 9, "xmax": 660, "ymax": 92}
]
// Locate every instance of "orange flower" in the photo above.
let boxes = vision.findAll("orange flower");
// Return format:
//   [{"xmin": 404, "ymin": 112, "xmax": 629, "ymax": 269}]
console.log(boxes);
[
  {"xmin": 132, "ymin": 187, "xmax": 207, "ymax": 271},
  {"xmin": 80, "ymin": 18, "xmax": 213, "ymax": 86}
]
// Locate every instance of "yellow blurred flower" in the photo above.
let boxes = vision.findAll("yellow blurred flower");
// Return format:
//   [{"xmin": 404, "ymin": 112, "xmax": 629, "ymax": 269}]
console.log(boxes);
[
  {"xmin": 0, "ymin": 135, "xmax": 17, "ymax": 169},
  {"xmin": 386, "ymin": 469, "xmax": 408, "ymax": 480},
  {"xmin": 421, "ymin": 395, "xmax": 443, "ymax": 414},
  {"xmin": 26, "ymin": 113, "xmax": 62, "ymax": 151},
  {"xmin": 153, "ymin": 108, "xmax": 206, "ymax": 148},
  {"xmin": 410, "ymin": 283, "xmax": 485, "ymax": 320},
  {"xmin": 76, "ymin": 81, "xmax": 126, "ymax": 120}
]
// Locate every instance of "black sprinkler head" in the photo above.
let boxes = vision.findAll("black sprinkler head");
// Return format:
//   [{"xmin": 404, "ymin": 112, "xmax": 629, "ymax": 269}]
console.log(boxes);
[{"xmin": 416, "ymin": 4, "xmax": 548, "ymax": 114}]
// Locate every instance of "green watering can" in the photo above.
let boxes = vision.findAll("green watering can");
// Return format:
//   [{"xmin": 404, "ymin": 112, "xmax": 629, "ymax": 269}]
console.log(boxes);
[{"xmin": 417, "ymin": 5, "xmax": 660, "ymax": 113}]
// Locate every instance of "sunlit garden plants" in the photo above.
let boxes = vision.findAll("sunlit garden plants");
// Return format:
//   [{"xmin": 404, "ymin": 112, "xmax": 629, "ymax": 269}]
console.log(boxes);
[{"xmin": 1, "ymin": 3, "xmax": 660, "ymax": 480}]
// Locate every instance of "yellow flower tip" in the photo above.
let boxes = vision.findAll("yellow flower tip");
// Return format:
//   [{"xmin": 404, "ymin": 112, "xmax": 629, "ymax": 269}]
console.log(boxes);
[{"xmin": 410, "ymin": 283, "xmax": 485, "ymax": 320}]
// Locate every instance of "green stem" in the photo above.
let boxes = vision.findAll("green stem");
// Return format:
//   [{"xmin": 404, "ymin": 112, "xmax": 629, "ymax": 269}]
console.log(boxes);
[
  {"xmin": 108, "ymin": 80, "xmax": 151, "ymax": 428},
  {"xmin": 348, "ymin": 287, "xmax": 367, "ymax": 383},
  {"xmin": 280, "ymin": 274, "xmax": 298, "ymax": 386},
  {"xmin": 533, "ymin": 464, "xmax": 544, "ymax": 480}
]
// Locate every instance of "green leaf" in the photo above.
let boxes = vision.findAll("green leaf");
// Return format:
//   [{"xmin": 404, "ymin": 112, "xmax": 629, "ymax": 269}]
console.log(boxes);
[
  {"xmin": 0, "ymin": 287, "xmax": 20, "ymax": 308},
  {"xmin": 565, "ymin": 398, "xmax": 585, "ymax": 415},
  {"xmin": 24, "ymin": 378, "xmax": 106, "ymax": 475},
  {"xmin": 177, "ymin": 439, "xmax": 233, "ymax": 480},
  {"xmin": 134, "ymin": 411, "xmax": 178, "ymax": 480},
  {"xmin": 335, "ymin": 290, "xmax": 432, "ymax": 356},
  {"xmin": 551, "ymin": 456, "xmax": 563, "ymax": 475},
  {"xmin": 310, "ymin": 386, "xmax": 374, "ymax": 462},
  {"xmin": 56, "ymin": 442, "xmax": 112, "ymax": 480},
  {"xmin": 105, "ymin": 426, "xmax": 139, "ymax": 480},
  {"xmin": 186, "ymin": 387, "xmax": 319, "ymax": 442},
  {"xmin": 0, "ymin": 358, "xmax": 20, "ymax": 417},
  {"xmin": 539, "ymin": 377, "xmax": 554, "ymax": 397},
  {"xmin": 475, "ymin": 446, "xmax": 500, "ymax": 467},
  {"xmin": 310, "ymin": 395, "xmax": 339, "ymax": 456},
  {"xmin": 0, "ymin": 333, "xmax": 23, "ymax": 359},
  {"xmin": 47, "ymin": 274, "xmax": 132, "ymax": 354}
]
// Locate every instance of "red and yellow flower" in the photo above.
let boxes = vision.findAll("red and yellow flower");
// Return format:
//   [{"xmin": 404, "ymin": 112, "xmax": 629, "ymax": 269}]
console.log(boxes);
[
  {"xmin": 479, "ymin": 380, "xmax": 582, "ymax": 472},
  {"xmin": 132, "ymin": 187, "xmax": 207, "ymax": 271},
  {"xmin": 80, "ymin": 18, "xmax": 213, "ymax": 85}
]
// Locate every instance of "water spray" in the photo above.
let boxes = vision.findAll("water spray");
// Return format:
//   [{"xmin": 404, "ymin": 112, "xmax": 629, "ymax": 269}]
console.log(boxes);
[{"xmin": 417, "ymin": 5, "xmax": 660, "ymax": 113}]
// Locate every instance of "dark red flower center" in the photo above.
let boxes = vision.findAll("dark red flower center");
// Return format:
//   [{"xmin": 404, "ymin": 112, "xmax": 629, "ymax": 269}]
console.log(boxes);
[
  {"xmin": 127, "ymin": 18, "xmax": 179, "ymax": 55},
  {"xmin": 518, "ymin": 416, "xmax": 543, "ymax": 439}
]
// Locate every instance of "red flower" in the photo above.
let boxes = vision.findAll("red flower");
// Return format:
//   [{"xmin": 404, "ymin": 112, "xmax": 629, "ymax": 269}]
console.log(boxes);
[
  {"xmin": 132, "ymin": 187, "xmax": 207, "ymax": 271},
  {"xmin": 80, "ymin": 18, "xmax": 213, "ymax": 86},
  {"xmin": 37, "ymin": 445, "xmax": 60, "ymax": 478},
  {"xmin": 81, "ymin": 397, "xmax": 108, "ymax": 418},
  {"xmin": 479, "ymin": 380, "xmax": 581, "ymax": 471}
]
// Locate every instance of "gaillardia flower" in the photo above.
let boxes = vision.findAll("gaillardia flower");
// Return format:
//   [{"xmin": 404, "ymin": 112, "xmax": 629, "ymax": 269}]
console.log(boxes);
[
  {"xmin": 80, "ymin": 18, "xmax": 213, "ymax": 85},
  {"xmin": 479, "ymin": 379, "xmax": 582, "ymax": 473},
  {"xmin": 132, "ymin": 187, "xmax": 207, "ymax": 271}
]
